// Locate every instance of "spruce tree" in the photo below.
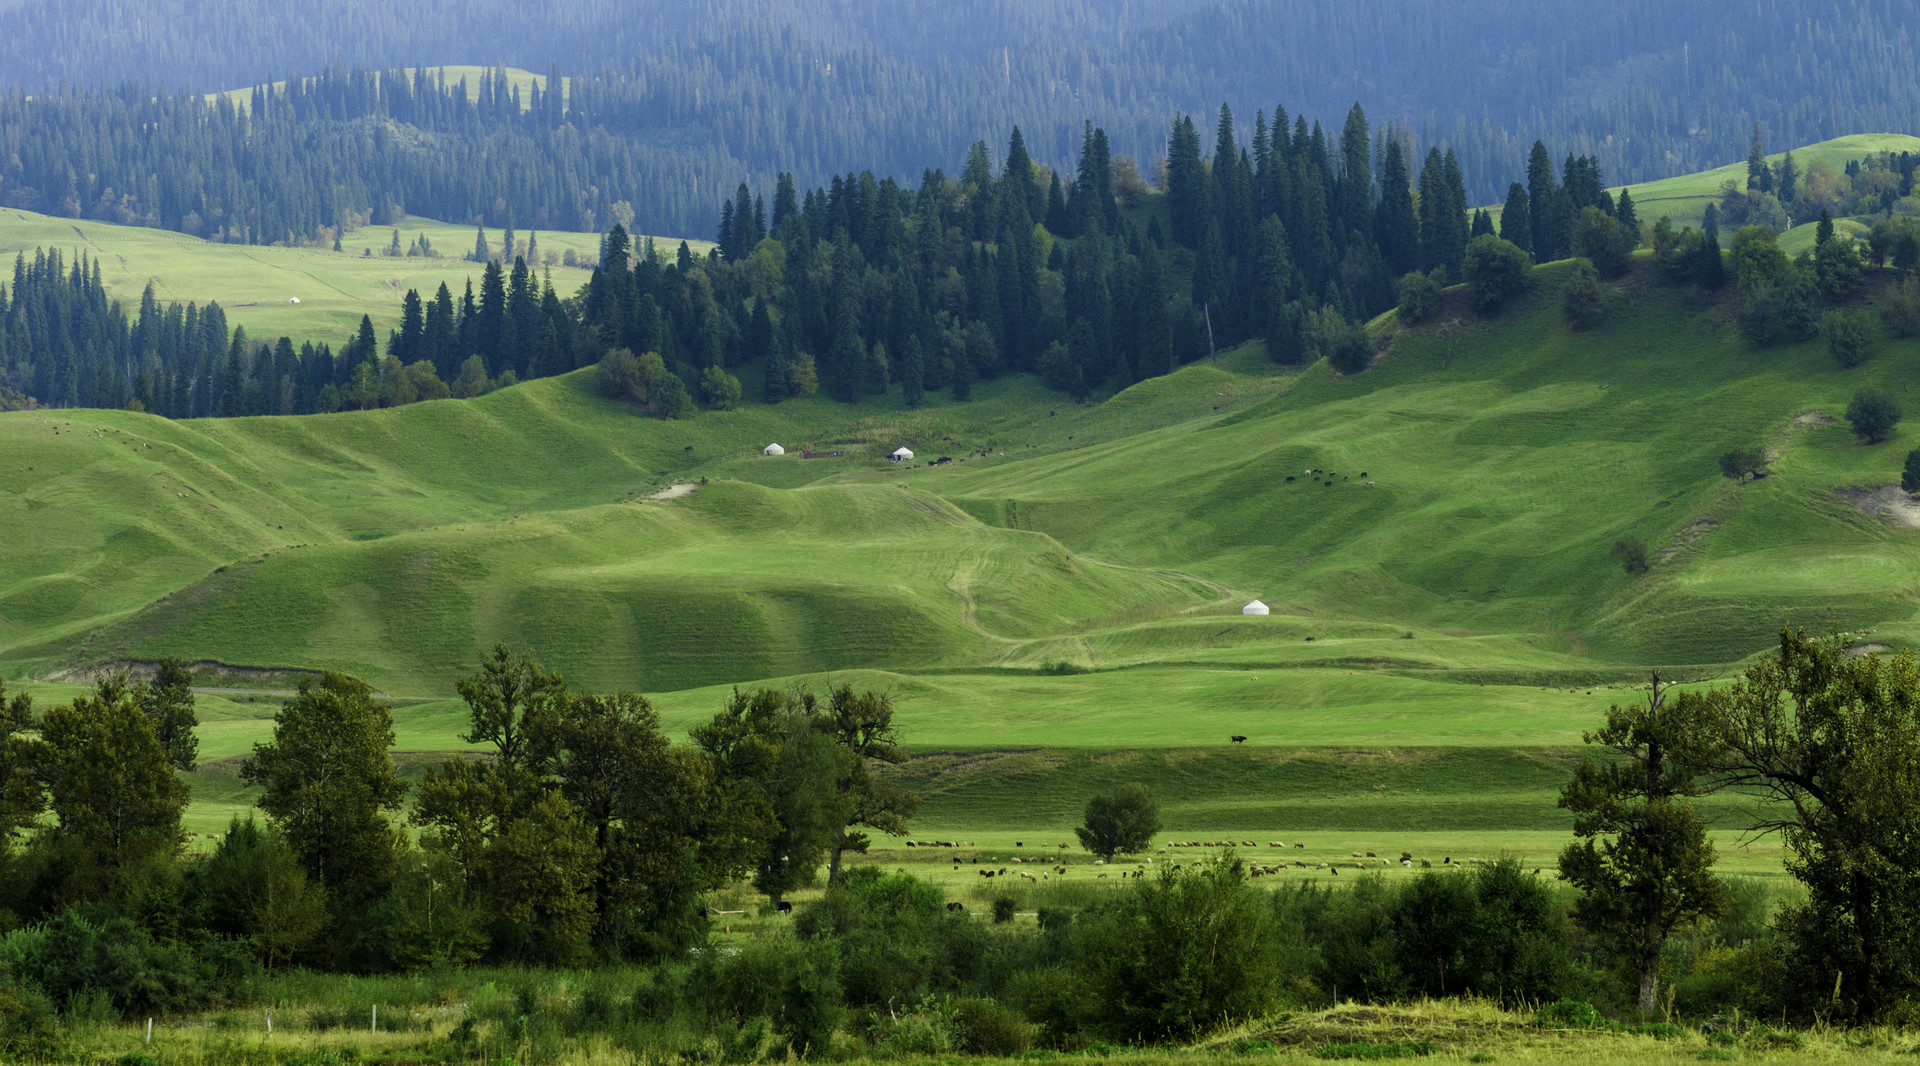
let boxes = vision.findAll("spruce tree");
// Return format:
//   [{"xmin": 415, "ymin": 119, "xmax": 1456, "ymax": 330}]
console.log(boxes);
[
  {"xmin": 1500, "ymin": 183, "xmax": 1533, "ymax": 256},
  {"xmin": 1374, "ymin": 138, "xmax": 1419, "ymax": 276},
  {"xmin": 1615, "ymin": 188, "xmax": 1641, "ymax": 248},
  {"xmin": 1747, "ymin": 122, "xmax": 1773, "ymax": 193},
  {"xmin": 1527, "ymin": 141, "xmax": 1562, "ymax": 261},
  {"xmin": 901, "ymin": 335, "xmax": 925, "ymax": 408}
]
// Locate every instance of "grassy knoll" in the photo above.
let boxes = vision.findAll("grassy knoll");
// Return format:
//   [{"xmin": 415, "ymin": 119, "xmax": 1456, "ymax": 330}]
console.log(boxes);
[
  {"xmin": 1613, "ymin": 132, "xmax": 1920, "ymax": 231},
  {"xmin": 208, "ymin": 65, "xmax": 571, "ymax": 112},
  {"xmin": 0, "ymin": 207, "xmax": 706, "ymax": 351}
]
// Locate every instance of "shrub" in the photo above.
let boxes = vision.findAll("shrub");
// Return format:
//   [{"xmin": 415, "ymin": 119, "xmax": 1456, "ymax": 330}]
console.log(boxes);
[
  {"xmin": 954, "ymin": 997, "xmax": 1031, "ymax": 1056},
  {"xmin": 1573, "ymin": 207, "xmax": 1633, "ymax": 278},
  {"xmin": 1079, "ymin": 854, "xmax": 1281, "ymax": 1041},
  {"xmin": 1396, "ymin": 270, "xmax": 1442, "ymax": 324},
  {"xmin": 1882, "ymin": 278, "xmax": 1920, "ymax": 338},
  {"xmin": 649, "ymin": 373, "xmax": 692, "ymax": 418},
  {"xmin": 1824, "ymin": 308, "xmax": 1880, "ymax": 369},
  {"xmin": 776, "ymin": 940, "xmax": 843, "ymax": 1056},
  {"xmin": 1846, "ymin": 388, "xmax": 1902, "ymax": 444},
  {"xmin": 1613, "ymin": 537, "xmax": 1650, "ymax": 575},
  {"xmin": 699, "ymin": 365, "xmax": 742, "ymax": 410},
  {"xmin": 992, "ymin": 896, "xmax": 1018, "ymax": 924},
  {"xmin": 1462, "ymin": 235, "xmax": 1530, "ymax": 314},
  {"xmin": 1719, "ymin": 448, "xmax": 1767, "ymax": 483},
  {"xmin": 1532, "ymin": 998, "xmax": 1608, "ymax": 1029},
  {"xmin": 1905, "ymin": 450, "xmax": 1920, "ymax": 494}
]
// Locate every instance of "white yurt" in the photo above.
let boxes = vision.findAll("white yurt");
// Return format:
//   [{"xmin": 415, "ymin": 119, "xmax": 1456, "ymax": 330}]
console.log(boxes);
[
  {"xmin": 763, "ymin": 443, "xmax": 785, "ymax": 456},
  {"xmin": 288, "ymin": 297, "xmax": 301, "ymax": 304},
  {"xmin": 1242, "ymin": 600, "xmax": 1270, "ymax": 616},
  {"xmin": 890, "ymin": 447, "xmax": 915, "ymax": 462}
]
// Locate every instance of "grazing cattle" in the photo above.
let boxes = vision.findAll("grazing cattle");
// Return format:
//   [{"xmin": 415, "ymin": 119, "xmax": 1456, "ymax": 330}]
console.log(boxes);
[
  {"xmin": 1059, "ymin": 843, "xmax": 1069, "ymax": 848},
  {"xmin": 1401, "ymin": 852, "xmax": 1413, "ymax": 862},
  {"xmin": 1365, "ymin": 852, "xmax": 1376, "ymax": 858},
  {"xmin": 776, "ymin": 901, "xmax": 793, "ymax": 914},
  {"xmin": 1330, "ymin": 866, "xmax": 1340, "ymax": 876},
  {"xmin": 1305, "ymin": 636, "xmax": 1316, "ymax": 642},
  {"xmin": 947, "ymin": 902, "xmax": 965, "ymax": 912},
  {"xmin": 1294, "ymin": 842, "xmax": 1306, "ymax": 848},
  {"xmin": 1351, "ymin": 852, "xmax": 1364, "ymax": 858},
  {"xmin": 1421, "ymin": 860, "xmax": 1431, "ymax": 868},
  {"xmin": 1360, "ymin": 472, "xmax": 1368, "ymax": 477},
  {"xmin": 1015, "ymin": 841, "xmax": 1023, "ymax": 847},
  {"xmin": 1230, "ymin": 735, "xmax": 1248, "ymax": 744},
  {"xmin": 1286, "ymin": 476, "xmax": 1297, "ymax": 482}
]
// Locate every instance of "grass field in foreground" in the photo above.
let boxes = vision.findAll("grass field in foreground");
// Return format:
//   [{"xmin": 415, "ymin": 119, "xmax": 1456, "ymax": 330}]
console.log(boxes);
[{"xmin": 0, "ymin": 207, "xmax": 707, "ymax": 352}]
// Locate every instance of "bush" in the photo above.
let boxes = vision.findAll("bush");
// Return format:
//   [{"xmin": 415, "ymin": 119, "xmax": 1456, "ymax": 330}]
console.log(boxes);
[
  {"xmin": 1561, "ymin": 259, "xmax": 1605, "ymax": 331},
  {"xmin": 1881, "ymin": 278, "xmax": 1920, "ymax": 338},
  {"xmin": 0, "ymin": 910, "xmax": 256, "ymax": 1015},
  {"xmin": 1396, "ymin": 270, "xmax": 1442, "ymax": 324},
  {"xmin": 1904, "ymin": 450, "xmax": 1920, "ymax": 494},
  {"xmin": 1078, "ymin": 854, "xmax": 1281, "ymax": 1041},
  {"xmin": 1462, "ymin": 235, "xmax": 1530, "ymax": 315},
  {"xmin": 1737, "ymin": 266, "xmax": 1819, "ymax": 346},
  {"xmin": 1573, "ymin": 207, "xmax": 1633, "ymax": 278},
  {"xmin": 1613, "ymin": 537, "xmax": 1650, "ymax": 575},
  {"xmin": 1532, "ymin": 998, "xmax": 1608, "ymax": 1029},
  {"xmin": 954, "ymin": 997, "xmax": 1030, "ymax": 1056},
  {"xmin": 595, "ymin": 349, "xmax": 644, "ymax": 399},
  {"xmin": 776, "ymin": 941, "xmax": 842, "ymax": 1056},
  {"xmin": 992, "ymin": 896, "xmax": 1018, "ymax": 924},
  {"xmin": 699, "ymin": 365, "xmax": 742, "ymax": 410},
  {"xmin": 1824, "ymin": 308, "xmax": 1880, "ymax": 369},
  {"xmin": 649, "ymin": 373, "xmax": 692, "ymax": 418},
  {"xmin": 1847, "ymin": 388, "xmax": 1902, "ymax": 444},
  {"xmin": 1719, "ymin": 448, "xmax": 1767, "ymax": 483}
]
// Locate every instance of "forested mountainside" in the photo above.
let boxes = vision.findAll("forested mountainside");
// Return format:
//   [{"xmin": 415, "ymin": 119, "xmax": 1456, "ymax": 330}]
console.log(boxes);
[{"xmin": 2, "ymin": 0, "xmax": 1918, "ymax": 225}]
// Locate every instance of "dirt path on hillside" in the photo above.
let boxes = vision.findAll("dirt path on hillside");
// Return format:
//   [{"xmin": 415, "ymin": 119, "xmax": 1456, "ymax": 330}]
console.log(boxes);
[
  {"xmin": 649, "ymin": 482, "xmax": 698, "ymax": 500},
  {"xmin": 1844, "ymin": 484, "xmax": 1920, "ymax": 528}
]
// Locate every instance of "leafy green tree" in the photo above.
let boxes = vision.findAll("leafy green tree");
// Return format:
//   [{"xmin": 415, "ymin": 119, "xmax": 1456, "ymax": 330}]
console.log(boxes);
[
  {"xmin": 1880, "ymin": 278, "xmax": 1920, "ymax": 339},
  {"xmin": 1084, "ymin": 853, "xmax": 1278, "ymax": 1040},
  {"xmin": 195, "ymin": 817, "xmax": 328, "ymax": 974},
  {"xmin": 451, "ymin": 355, "xmax": 492, "ymax": 399},
  {"xmin": 700, "ymin": 365, "xmax": 743, "ymax": 409},
  {"xmin": 596, "ymin": 348, "xmax": 645, "ymax": 400},
  {"xmin": 817, "ymin": 685, "xmax": 917, "ymax": 882},
  {"xmin": 1718, "ymin": 447, "xmax": 1767, "ymax": 483},
  {"xmin": 1573, "ymin": 207, "xmax": 1632, "ymax": 278},
  {"xmin": 1561, "ymin": 259, "xmax": 1604, "ymax": 331},
  {"xmin": 1695, "ymin": 630, "xmax": 1920, "ymax": 1021},
  {"xmin": 1076, "ymin": 782, "xmax": 1161, "ymax": 860},
  {"xmin": 138, "ymin": 658, "xmax": 198, "ymax": 772},
  {"xmin": 1559, "ymin": 674, "xmax": 1726, "ymax": 1013},
  {"xmin": 1396, "ymin": 269, "xmax": 1442, "ymax": 324},
  {"xmin": 1730, "ymin": 226, "xmax": 1788, "ymax": 295},
  {"xmin": 242, "ymin": 673, "xmax": 409, "ymax": 907},
  {"xmin": 650, "ymin": 371, "xmax": 692, "ymax": 418},
  {"xmin": 549, "ymin": 689, "xmax": 756, "ymax": 957},
  {"xmin": 1815, "ymin": 234, "xmax": 1864, "ymax": 303},
  {"xmin": 1825, "ymin": 308, "xmax": 1880, "ymax": 369},
  {"xmin": 1847, "ymin": 388, "xmax": 1903, "ymax": 444},
  {"xmin": 1462, "ymin": 234, "xmax": 1530, "ymax": 314},
  {"xmin": 693, "ymin": 689, "xmax": 843, "ymax": 905},
  {"xmin": 477, "ymin": 790, "xmax": 601, "ymax": 965},
  {"xmin": 1905, "ymin": 450, "xmax": 1920, "ymax": 495},
  {"xmin": 36, "ymin": 677, "xmax": 188, "ymax": 895},
  {"xmin": 0, "ymin": 681, "xmax": 42, "ymax": 847}
]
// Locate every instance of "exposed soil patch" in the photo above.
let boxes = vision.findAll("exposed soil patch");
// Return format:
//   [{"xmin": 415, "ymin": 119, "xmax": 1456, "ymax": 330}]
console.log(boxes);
[
  {"xmin": 1848, "ymin": 643, "xmax": 1893, "ymax": 657},
  {"xmin": 48, "ymin": 659, "xmax": 326, "ymax": 688},
  {"xmin": 1657, "ymin": 516, "xmax": 1719, "ymax": 563},
  {"xmin": 1844, "ymin": 484, "xmax": 1920, "ymax": 528},
  {"xmin": 1795, "ymin": 410, "xmax": 1838, "ymax": 427},
  {"xmin": 649, "ymin": 482, "xmax": 698, "ymax": 500}
]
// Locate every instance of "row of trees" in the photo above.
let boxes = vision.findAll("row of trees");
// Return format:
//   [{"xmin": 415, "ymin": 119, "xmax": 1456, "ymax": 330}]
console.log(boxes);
[
  {"xmin": 0, "ymin": 649, "xmax": 914, "ymax": 982},
  {"xmin": 0, "ymin": 247, "xmax": 582, "ymax": 415}
]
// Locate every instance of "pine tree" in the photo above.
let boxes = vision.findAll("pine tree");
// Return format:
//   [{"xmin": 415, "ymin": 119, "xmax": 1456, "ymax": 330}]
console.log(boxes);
[
  {"xmin": 1135, "ymin": 242, "xmax": 1171, "ymax": 379},
  {"xmin": 1747, "ymin": 122, "xmax": 1773, "ymax": 193},
  {"xmin": 471, "ymin": 225, "xmax": 490, "ymax": 263},
  {"xmin": 1699, "ymin": 204, "xmax": 1727, "ymax": 289},
  {"xmin": 478, "ymin": 260, "xmax": 507, "ymax": 374},
  {"xmin": 397, "ymin": 288, "xmax": 424, "ymax": 363},
  {"xmin": 1501, "ymin": 183, "xmax": 1533, "ymax": 255},
  {"xmin": 901, "ymin": 335, "xmax": 925, "ymax": 408},
  {"xmin": 1374, "ymin": 138, "xmax": 1419, "ymax": 276},
  {"xmin": 1615, "ymin": 188, "xmax": 1641, "ymax": 248},
  {"xmin": 1527, "ymin": 141, "xmax": 1563, "ymax": 261}
]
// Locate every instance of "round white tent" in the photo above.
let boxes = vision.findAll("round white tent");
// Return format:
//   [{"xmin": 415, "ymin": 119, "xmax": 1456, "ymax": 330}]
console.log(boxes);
[
  {"xmin": 763, "ymin": 443, "xmax": 785, "ymax": 456},
  {"xmin": 890, "ymin": 447, "xmax": 915, "ymax": 462},
  {"xmin": 1242, "ymin": 600, "xmax": 1270, "ymax": 616}
]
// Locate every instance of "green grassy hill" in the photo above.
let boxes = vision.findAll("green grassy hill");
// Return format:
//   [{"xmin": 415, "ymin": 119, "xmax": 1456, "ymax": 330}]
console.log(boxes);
[
  {"xmin": 0, "ymin": 207, "xmax": 707, "ymax": 351},
  {"xmin": 10, "ymin": 152, "xmax": 1920, "ymax": 850}
]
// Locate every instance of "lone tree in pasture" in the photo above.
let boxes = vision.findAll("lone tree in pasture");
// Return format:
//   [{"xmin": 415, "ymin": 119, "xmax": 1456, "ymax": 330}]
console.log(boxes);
[
  {"xmin": 1847, "ymin": 388, "xmax": 1902, "ymax": 445},
  {"xmin": 1612, "ymin": 536, "xmax": 1650, "ymax": 575},
  {"xmin": 1718, "ymin": 447, "xmax": 1768, "ymax": 483},
  {"xmin": 1559, "ymin": 673, "xmax": 1726, "ymax": 1015},
  {"xmin": 1076, "ymin": 782, "xmax": 1162, "ymax": 861}
]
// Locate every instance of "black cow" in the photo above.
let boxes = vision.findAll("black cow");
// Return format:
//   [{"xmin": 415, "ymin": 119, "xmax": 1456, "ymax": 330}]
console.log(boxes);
[
  {"xmin": 1229, "ymin": 735, "xmax": 1248, "ymax": 744},
  {"xmin": 776, "ymin": 900, "xmax": 793, "ymax": 914},
  {"xmin": 946, "ymin": 902, "xmax": 965, "ymax": 912}
]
